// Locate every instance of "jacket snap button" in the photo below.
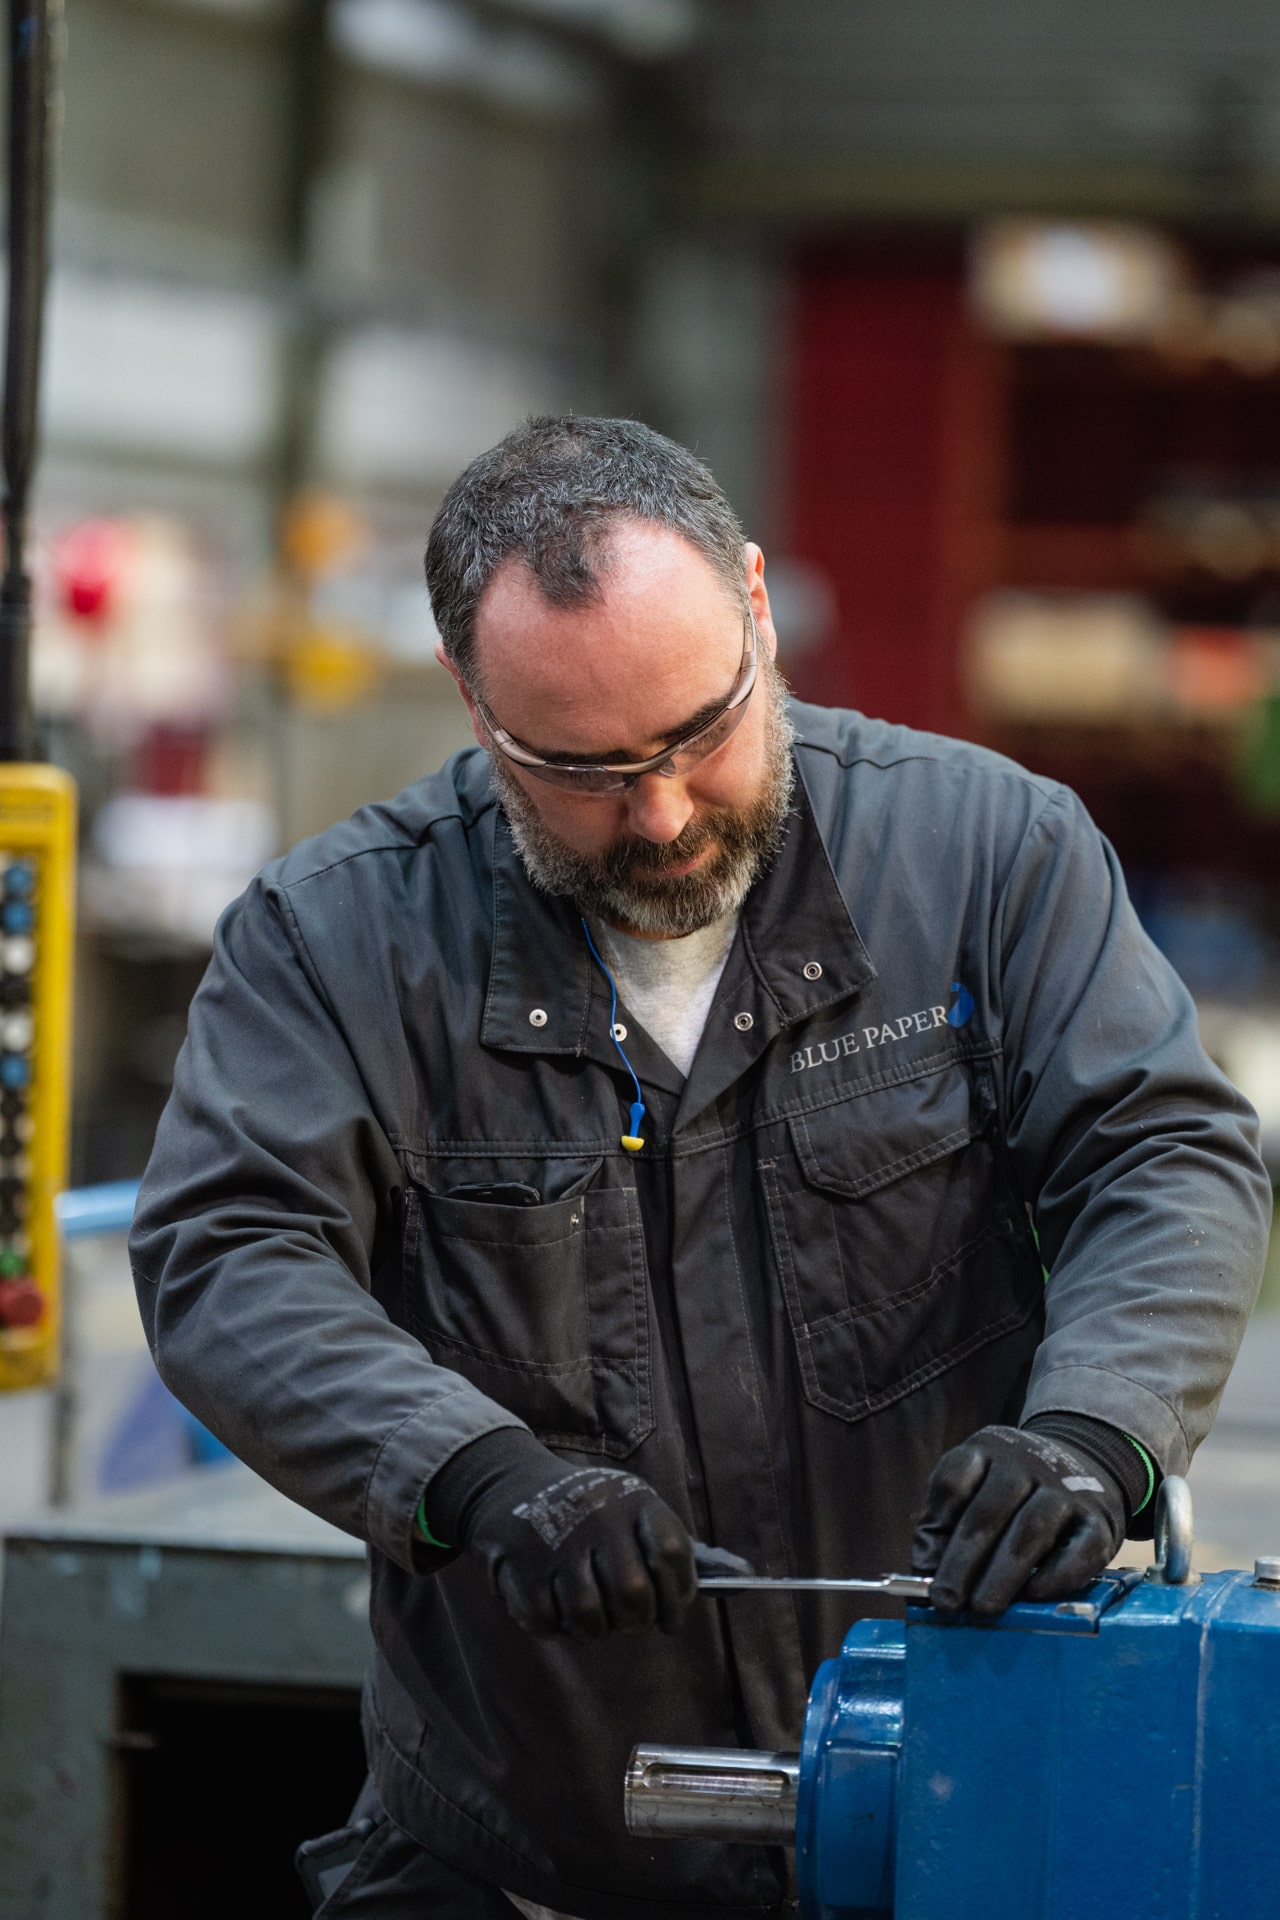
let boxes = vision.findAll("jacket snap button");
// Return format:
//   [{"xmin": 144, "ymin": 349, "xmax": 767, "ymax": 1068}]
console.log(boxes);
[
  {"xmin": 803, "ymin": 961, "xmax": 823, "ymax": 980},
  {"xmin": 612, "ymin": 1023, "xmax": 627, "ymax": 1042},
  {"xmin": 734, "ymin": 1011, "xmax": 753, "ymax": 1031},
  {"xmin": 529, "ymin": 1008, "xmax": 548, "ymax": 1027}
]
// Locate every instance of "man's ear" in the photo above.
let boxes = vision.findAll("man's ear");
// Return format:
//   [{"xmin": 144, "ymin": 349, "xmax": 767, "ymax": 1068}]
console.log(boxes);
[
  {"xmin": 435, "ymin": 641, "xmax": 488, "ymax": 750},
  {"xmin": 744, "ymin": 543, "xmax": 779, "ymax": 661}
]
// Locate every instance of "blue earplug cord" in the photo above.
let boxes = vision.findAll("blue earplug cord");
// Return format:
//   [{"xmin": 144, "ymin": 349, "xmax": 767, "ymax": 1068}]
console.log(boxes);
[{"xmin": 581, "ymin": 918, "xmax": 646, "ymax": 1150}]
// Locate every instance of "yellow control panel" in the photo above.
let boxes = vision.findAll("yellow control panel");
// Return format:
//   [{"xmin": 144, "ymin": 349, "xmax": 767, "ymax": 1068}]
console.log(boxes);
[{"xmin": 0, "ymin": 765, "xmax": 75, "ymax": 1388}]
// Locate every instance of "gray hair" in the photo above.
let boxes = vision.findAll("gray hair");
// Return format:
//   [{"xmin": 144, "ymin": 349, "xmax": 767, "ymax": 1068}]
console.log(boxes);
[{"xmin": 424, "ymin": 415, "xmax": 747, "ymax": 691}]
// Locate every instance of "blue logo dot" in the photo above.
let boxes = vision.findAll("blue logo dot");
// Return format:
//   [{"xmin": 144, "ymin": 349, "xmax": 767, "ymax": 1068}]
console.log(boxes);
[{"xmin": 947, "ymin": 981, "xmax": 974, "ymax": 1028}]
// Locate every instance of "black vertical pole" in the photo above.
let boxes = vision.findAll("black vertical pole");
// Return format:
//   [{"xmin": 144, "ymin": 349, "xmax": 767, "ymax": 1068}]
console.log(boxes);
[
  {"xmin": 273, "ymin": 0, "xmax": 332, "ymax": 518},
  {"xmin": 0, "ymin": 0, "xmax": 52, "ymax": 763}
]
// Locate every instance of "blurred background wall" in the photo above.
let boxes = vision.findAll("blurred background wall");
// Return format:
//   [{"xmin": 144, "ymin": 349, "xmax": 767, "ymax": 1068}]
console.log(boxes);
[
  {"xmin": 31, "ymin": 0, "xmax": 1280, "ymax": 1195},
  {"xmin": 7, "ymin": 0, "xmax": 1279, "ymax": 1512}
]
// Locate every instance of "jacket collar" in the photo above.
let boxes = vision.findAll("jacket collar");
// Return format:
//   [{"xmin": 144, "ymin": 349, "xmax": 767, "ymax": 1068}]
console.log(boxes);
[
  {"xmin": 480, "ymin": 805, "xmax": 600, "ymax": 1058},
  {"xmin": 480, "ymin": 754, "xmax": 876, "ymax": 1069},
  {"xmin": 735, "ymin": 757, "xmax": 875, "ymax": 1024}
]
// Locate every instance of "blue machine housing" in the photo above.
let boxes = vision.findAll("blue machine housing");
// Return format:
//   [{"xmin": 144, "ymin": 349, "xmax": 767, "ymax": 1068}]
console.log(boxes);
[{"xmin": 795, "ymin": 1567, "xmax": 1280, "ymax": 1919}]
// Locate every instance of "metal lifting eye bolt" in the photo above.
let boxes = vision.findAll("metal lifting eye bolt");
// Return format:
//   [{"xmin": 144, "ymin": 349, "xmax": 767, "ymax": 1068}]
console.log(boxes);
[{"xmin": 1147, "ymin": 1476, "xmax": 1195, "ymax": 1586}]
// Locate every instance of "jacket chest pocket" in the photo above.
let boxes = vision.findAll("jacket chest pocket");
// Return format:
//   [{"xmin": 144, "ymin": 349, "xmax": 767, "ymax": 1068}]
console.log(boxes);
[
  {"xmin": 401, "ymin": 1161, "xmax": 654, "ymax": 1458},
  {"xmin": 758, "ymin": 1061, "xmax": 1043, "ymax": 1423}
]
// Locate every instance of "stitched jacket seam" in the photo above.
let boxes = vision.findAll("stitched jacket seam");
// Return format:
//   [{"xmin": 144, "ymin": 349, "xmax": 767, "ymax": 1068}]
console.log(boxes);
[{"xmin": 1029, "ymin": 1361, "xmax": 1192, "ymax": 1454}]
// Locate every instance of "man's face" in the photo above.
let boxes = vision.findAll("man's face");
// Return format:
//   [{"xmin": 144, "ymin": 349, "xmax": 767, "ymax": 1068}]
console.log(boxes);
[{"xmin": 443, "ymin": 522, "xmax": 794, "ymax": 938}]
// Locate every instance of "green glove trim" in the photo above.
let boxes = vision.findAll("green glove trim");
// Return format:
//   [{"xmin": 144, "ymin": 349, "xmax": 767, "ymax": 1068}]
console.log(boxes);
[
  {"xmin": 415, "ymin": 1494, "xmax": 451, "ymax": 1550},
  {"xmin": 1124, "ymin": 1435, "xmax": 1156, "ymax": 1516}
]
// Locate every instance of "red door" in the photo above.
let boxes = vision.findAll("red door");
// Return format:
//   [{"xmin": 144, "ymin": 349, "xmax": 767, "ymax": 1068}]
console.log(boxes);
[{"xmin": 782, "ymin": 245, "xmax": 1002, "ymax": 736}]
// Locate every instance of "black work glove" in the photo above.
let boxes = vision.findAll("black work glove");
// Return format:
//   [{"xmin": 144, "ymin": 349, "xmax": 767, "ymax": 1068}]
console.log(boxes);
[
  {"xmin": 912, "ymin": 1421, "xmax": 1131, "ymax": 1617},
  {"xmin": 426, "ymin": 1427, "xmax": 697, "ymax": 1640}
]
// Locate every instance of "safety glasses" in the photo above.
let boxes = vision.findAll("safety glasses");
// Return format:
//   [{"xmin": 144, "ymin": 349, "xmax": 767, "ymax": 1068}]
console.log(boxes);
[{"xmin": 473, "ymin": 614, "xmax": 758, "ymax": 795}]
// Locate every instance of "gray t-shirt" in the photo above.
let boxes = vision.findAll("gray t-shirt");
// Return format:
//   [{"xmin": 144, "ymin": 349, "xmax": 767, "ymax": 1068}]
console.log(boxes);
[{"xmin": 591, "ymin": 910, "xmax": 740, "ymax": 1077}]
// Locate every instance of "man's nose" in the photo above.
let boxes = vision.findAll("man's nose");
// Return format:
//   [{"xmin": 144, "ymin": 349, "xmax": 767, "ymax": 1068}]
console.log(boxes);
[{"xmin": 624, "ymin": 771, "xmax": 695, "ymax": 844}]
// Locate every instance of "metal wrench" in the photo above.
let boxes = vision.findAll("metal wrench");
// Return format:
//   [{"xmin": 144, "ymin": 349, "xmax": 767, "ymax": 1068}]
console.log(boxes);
[
  {"xmin": 697, "ymin": 1572, "xmax": 932, "ymax": 1600},
  {"xmin": 693, "ymin": 1543, "xmax": 932, "ymax": 1602}
]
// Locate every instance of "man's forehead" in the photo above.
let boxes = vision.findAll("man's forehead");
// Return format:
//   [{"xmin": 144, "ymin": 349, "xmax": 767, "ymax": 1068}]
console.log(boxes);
[
  {"xmin": 471, "ymin": 527, "xmax": 743, "ymax": 752},
  {"xmin": 474, "ymin": 526, "xmax": 740, "ymax": 683},
  {"xmin": 475, "ymin": 521, "xmax": 728, "ymax": 630}
]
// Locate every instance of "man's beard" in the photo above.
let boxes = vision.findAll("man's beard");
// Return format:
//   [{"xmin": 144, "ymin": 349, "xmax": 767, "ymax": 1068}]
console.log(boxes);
[{"xmin": 491, "ymin": 660, "xmax": 797, "ymax": 938}]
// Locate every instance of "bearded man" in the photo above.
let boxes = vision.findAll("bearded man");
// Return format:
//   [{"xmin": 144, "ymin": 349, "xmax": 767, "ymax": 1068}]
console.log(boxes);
[{"xmin": 131, "ymin": 416, "xmax": 1270, "ymax": 1920}]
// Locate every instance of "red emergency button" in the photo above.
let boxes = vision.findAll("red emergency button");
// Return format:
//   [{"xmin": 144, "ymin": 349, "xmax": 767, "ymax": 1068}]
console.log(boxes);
[{"xmin": 0, "ymin": 1277, "xmax": 43, "ymax": 1327}]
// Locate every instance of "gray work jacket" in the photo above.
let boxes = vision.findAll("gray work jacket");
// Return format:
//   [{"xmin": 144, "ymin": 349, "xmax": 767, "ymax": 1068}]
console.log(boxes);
[{"xmin": 131, "ymin": 702, "xmax": 1271, "ymax": 1920}]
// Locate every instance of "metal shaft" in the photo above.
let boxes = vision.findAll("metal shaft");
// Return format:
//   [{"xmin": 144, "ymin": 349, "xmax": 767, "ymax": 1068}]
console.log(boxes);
[{"xmin": 625, "ymin": 1744, "xmax": 800, "ymax": 1844}]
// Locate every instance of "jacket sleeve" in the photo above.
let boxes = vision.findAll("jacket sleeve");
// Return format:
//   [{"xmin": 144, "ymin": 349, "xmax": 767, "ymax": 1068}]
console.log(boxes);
[
  {"xmin": 128, "ymin": 876, "xmax": 527, "ymax": 1571},
  {"xmin": 995, "ymin": 785, "xmax": 1272, "ymax": 1476}
]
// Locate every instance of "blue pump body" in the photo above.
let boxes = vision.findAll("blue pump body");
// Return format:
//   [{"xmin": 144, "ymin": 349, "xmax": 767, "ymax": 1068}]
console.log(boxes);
[{"xmin": 795, "ymin": 1567, "xmax": 1280, "ymax": 1919}]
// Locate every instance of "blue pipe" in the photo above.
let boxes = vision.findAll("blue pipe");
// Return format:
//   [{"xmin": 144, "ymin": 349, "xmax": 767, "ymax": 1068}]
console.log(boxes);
[{"xmin": 54, "ymin": 1179, "xmax": 141, "ymax": 1239}]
